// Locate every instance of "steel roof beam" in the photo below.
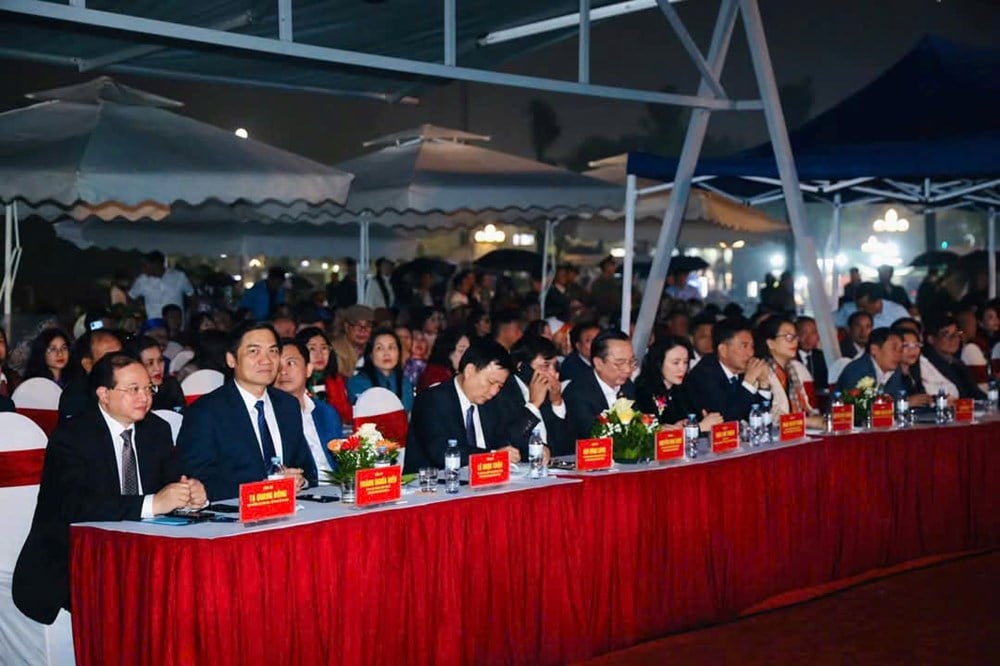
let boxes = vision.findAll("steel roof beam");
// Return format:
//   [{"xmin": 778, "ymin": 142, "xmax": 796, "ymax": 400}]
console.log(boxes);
[
  {"xmin": 655, "ymin": 0, "xmax": 726, "ymax": 98},
  {"xmin": 0, "ymin": 0, "xmax": 760, "ymax": 110}
]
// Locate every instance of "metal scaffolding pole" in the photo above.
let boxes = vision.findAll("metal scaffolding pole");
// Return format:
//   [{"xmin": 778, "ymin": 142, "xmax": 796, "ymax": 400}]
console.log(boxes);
[{"xmin": 737, "ymin": 0, "xmax": 840, "ymax": 360}]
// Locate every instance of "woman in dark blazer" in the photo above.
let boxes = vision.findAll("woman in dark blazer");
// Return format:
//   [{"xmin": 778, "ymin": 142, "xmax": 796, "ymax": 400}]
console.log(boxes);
[{"xmin": 634, "ymin": 336, "xmax": 722, "ymax": 432}]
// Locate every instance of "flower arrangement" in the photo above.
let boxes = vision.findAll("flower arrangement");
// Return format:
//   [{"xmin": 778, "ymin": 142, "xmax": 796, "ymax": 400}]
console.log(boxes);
[
  {"xmin": 843, "ymin": 376, "xmax": 881, "ymax": 425},
  {"xmin": 590, "ymin": 397, "xmax": 659, "ymax": 463},
  {"xmin": 324, "ymin": 422, "xmax": 399, "ymax": 486}
]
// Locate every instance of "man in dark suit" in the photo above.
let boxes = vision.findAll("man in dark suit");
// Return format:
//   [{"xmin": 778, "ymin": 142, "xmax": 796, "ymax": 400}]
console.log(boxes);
[
  {"xmin": 405, "ymin": 340, "xmax": 525, "ymax": 472},
  {"xmin": 839, "ymin": 310, "xmax": 872, "ymax": 359},
  {"xmin": 796, "ymin": 316, "xmax": 829, "ymax": 389},
  {"xmin": 559, "ymin": 321, "xmax": 600, "ymax": 384},
  {"xmin": 836, "ymin": 327, "xmax": 905, "ymax": 395},
  {"xmin": 681, "ymin": 318, "xmax": 771, "ymax": 423},
  {"xmin": 57, "ymin": 328, "xmax": 123, "ymax": 423},
  {"xmin": 177, "ymin": 322, "xmax": 317, "ymax": 501},
  {"xmin": 921, "ymin": 316, "xmax": 987, "ymax": 399},
  {"xmin": 563, "ymin": 329, "xmax": 637, "ymax": 441},
  {"xmin": 13, "ymin": 353, "xmax": 206, "ymax": 625},
  {"xmin": 504, "ymin": 335, "xmax": 572, "ymax": 456}
]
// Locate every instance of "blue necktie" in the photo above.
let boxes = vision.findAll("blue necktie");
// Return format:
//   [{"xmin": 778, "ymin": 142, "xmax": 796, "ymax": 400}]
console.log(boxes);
[
  {"xmin": 254, "ymin": 400, "xmax": 278, "ymax": 471},
  {"xmin": 465, "ymin": 405, "xmax": 477, "ymax": 448}
]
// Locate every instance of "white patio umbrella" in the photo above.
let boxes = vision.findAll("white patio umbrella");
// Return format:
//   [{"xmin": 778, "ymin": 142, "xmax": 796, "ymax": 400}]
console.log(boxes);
[
  {"xmin": 0, "ymin": 77, "xmax": 354, "ymax": 327},
  {"xmin": 327, "ymin": 125, "xmax": 625, "ymax": 306}
]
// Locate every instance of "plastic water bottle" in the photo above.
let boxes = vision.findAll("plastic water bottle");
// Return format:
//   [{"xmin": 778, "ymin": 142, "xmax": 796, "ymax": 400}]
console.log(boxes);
[
  {"xmin": 895, "ymin": 391, "xmax": 910, "ymax": 427},
  {"xmin": 528, "ymin": 426, "xmax": 546, "ymax": 479},
  {"xmin": 935, "ymin": 389, "xmax": 948, "ymax": 424},
  {"xmin": 444, "ymin": 439, "xmax": 461, "ymax": 494},
  {"xmin": 761, "ymin": 400, "xmax": 773, "ymax": 443},
  {"xmin": 987, "ymin": 380, "xmax": 999, "ymax": 414},
  {"xmin": 748, "ymin": 404, "xmax": 763, "ymax": 447},
  {"xmin": 684, "ymin": 414, "xmax": 700, "ymax": 459},
  {"xmin": 267, "ymin": 456, "xmax": 284, "ymax": 480}
]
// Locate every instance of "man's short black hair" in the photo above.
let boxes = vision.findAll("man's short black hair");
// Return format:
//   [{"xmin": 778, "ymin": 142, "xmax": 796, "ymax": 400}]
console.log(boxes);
[
  {"xmin": 924, "ymin": 315, "xmax": 957, "ymax": 337},
  {"xmin": 510, "ymin": 334, "xmax": 558, "ymax": 368},
  {"xmin": 570, "ymin": 321, "xmax": 600, "ymax": 348},
  {"xmin": 457, "ymin": 339, "xmax": 515, "ymax": 374},
  {"xmin": 847, "ymin": 310, "xmax": 873, "ymax": 329},
  {"xmin": 227, "ymin": 321, "xmax": 279, "ymax": 356},
  {"xmin": 266, "ymin": 267, "xmax": 286, "ymax": 282},
  {"xmin": 278, "ymin": 337, "xmax": 310, "ymax": 365},
  {"xmin": 491, "ymin": 310, "xmax": 523, "ymax": 338},
  {"xmin": 590, "ymin": 329, "xmax": 630, "ymax": 362},
  {"xmin": 90, "ymin": 352, "xmax": 143, "ymax": 393},
  {"xmin": 855, "ymin": 282, "xmax": 882, "ymax": 303},
  {"xmin": 711, "ymin": 317, "xmax": 752, "ymax": 350},
  {"xmin": 795, "ymin": 315, "xmax": 815, "ymax": 327},
  {"xmin": 866, "ymin": 327, "xmax": 899, "ymax": 354},
  {"xmin": 161, "ymin": 303, "xmax": 182, "ymax": 318},
  {"xmin": 143, "ymin": 250, "xmax": 165, "ymax": 266},
  {"xmin": 125, "ymin": 335, "xmax": 160, "ymax": 358},
  {"xmin": 890, "ymin": 316, "xmax": 921, "ymax": 335}
]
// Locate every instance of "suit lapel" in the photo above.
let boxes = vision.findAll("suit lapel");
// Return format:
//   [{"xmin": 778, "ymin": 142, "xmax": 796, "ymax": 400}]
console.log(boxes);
[
  {"xmin": 134, "ymin": 418, "xmax": 163, "ymax": 493},
  {"xmin": 93, "ymin": 411, "xmax": 123, "ymax": 495},
  {"xmin": 443, "ymin": 382, "xmax": 471, "ymax": 447},
  {"xmin": 226, "ymin": 380, "xmax": 260, "ymax": 453}
]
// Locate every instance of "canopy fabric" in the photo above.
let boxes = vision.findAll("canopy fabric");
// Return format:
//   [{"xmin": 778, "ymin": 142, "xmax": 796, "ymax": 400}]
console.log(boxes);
[
  {"xmin": 53, "ymin": 219, "xmax": 416, "ymax": 259},
  {"xmin": 0, "ymin": 1, "xmax": 619, "ymax": 102},
  {"xmin": 0, "ymin": 78, "xmax": 354, "ymax": 211},
  {"xmin": 626, "ymin": 36, "xmax": 1000, "ymax": 185},
  {"xmin": 328, "ymin": 125, "xmax": 623, "ymax": 228}
]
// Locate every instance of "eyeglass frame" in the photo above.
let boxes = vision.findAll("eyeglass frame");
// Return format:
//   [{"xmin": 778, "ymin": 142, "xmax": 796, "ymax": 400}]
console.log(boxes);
[{"xmin": 111, "ymin": 384, "xmax": 159, "ymax": 397}]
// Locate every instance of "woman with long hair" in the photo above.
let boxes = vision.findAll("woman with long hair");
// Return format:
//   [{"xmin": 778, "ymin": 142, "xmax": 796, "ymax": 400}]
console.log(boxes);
[
  {"xmin": 416, "ymin": 327, "xmax": 470, "ymax": 393},
  {"xmin": 296, "ymin": 326, "xmax": 352, "ymax": 427},
  {"xmin": 347, "ymin": 328, "xmax": 414, "ymax": 413},
  {"xmin": 758, "ymin": 315, "xmax": 823, "ymax": 427},
  {"xmin": 125, "ymin": 335, "xmax": 186, "ymax": 412},
  {"xmin": 25, "ymin": 329, "xmax": 72, "ymax": 387},
  {"xmin": 634, "ymin": 335, "xmax": 722, "ymax": 431}
]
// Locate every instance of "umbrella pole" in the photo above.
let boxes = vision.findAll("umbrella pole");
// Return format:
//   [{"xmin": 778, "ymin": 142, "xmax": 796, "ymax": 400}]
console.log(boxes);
[
  {"xmin": 357, "ymin": 218, "xmax": 369, "ymax": 306},
  {"xmin": 989, "ymin": 207, "xmax": 997, "ymax": 300},
  {"xmin": 540, "ymin": 219, "xmax": 553, "ymax": 320},
  {"xmin": 2, "ymin": 202, "xmax": 19, "ymax": 338},
  {"xmin": 620, "ymin": 174, "xmax": 637, "ymax": 334},
  {"xmin": 827, "ymin": 193, "xmax": 842, "ymax": 303}
]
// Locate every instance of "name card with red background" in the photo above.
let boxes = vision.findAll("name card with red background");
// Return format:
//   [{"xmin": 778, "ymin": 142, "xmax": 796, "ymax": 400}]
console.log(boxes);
[
  {"xmin": 710, "ymin": 422, "xmax": 739, "ymax": 453},
  {"xmin": 954, "ymin": 398, "xmax": 975, "ymax": 422},
  {"xmin": 469, "ymin": 452, "xmax": 511, "ymax": 487},
  {"xmin": 239, "ymin": 477, "xmax": 296, "ymax": 523},
  {"xmin": 356, "ymin": 466, "xmax": 402, "ymax": 507},
  {"xmin": 832, "ymin": 404, "xmax": 854, "ymax": 433},
  {"xmin": 779, "ymin": 412, "xmax": 806, "ymax": 442},
  {"xmin": 576, "ymin": 437, "xmax": 613, "ymax": 471},
  {"xmin": 871, "ymin": 400, "xmax": 894, "ymax": 428},
  {"xmin": 655, "ymin": 428, "xmax": 685, "ymax": 461}
]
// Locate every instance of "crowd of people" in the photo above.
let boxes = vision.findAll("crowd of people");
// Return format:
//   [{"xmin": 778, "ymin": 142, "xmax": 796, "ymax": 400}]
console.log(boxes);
[{"xmin": 8, "ymin": 249, "xmax": 1000, "ymax": 627}]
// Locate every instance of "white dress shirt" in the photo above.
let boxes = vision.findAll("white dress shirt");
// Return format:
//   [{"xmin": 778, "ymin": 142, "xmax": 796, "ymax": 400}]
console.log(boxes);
[
  {"xmin": 594, "ymin": 371, "xmax": 620, "ymax": 409},
  {"xmin": 98, "ymin": 406, "xmax": 154, "ymax": 519},
  {"xmin": 128, "ymin": 268, "xmax": 194, "ymax": 320},
  {"xmin": 234, "ymin": 383, "xmax": 286, "ymax": 462},
  {"xmin": 719, "ymin": 361, "xmax": 772, "ymax": 400},
  {"xmin": 513, "ymin": 375, "xmax": 567, "ymax": 443},
  {"xmin": 454, "ymin": 378, "xmax": 486, "ymax": 449},
  {"xmin": 299, "ymin": 397, "xmax": 332, "ymax": 482}
]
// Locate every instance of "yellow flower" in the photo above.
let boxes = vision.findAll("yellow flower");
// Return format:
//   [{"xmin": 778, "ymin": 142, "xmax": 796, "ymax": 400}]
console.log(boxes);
[
  {"xmin": 855, "ymin": 376, "xmax": 876, "ymax": 391},
  {"xmin": 612, "ymin": 397, "xmax": 635, "ymax": 424}
]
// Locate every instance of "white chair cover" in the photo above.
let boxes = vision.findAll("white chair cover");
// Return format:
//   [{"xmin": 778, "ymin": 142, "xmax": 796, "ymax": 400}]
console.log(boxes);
[
  {"xmin": 0, "ymin": 413, "xmax": 75, "ymax": 665},
  {"xmin": 180, "ymin": 369, "xmax": 225, "ymax": 405},
  {"xmin": 353, "ymin": 387, "xmax": 408, "ymax": 469},
  {"xmin": 11, "ymin": 378, "xmax": 63, "ymax": 436},
  {"xmin": 151, "ymin": 410, "xmax": 183, "ymax": 445}
]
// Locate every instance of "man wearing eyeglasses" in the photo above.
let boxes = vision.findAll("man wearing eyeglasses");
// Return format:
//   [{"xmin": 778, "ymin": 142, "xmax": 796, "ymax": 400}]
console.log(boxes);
[
  {"xmin": 921, "ymin": 316, "xmax": 986, "ymax": 399},
  {"xmin": 13, "ymin": 352, "xmax": 206, "ymax": 625},
  {"xmin": 331, "ymin": 304, "xmax": 375, "ymax": 378},
  {"xmin": 564, "ymin": 329, "xmax": 637, "ymax": 440}
]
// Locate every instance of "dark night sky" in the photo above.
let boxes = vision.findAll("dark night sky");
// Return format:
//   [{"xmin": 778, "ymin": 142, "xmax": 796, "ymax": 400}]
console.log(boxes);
[{"xmin": 0, "ymin": 0, "xmax": 996, "ymax": 166}]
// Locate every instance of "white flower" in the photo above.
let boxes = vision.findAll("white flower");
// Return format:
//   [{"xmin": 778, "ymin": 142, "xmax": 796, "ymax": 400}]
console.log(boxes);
[{"xmin": 356, "ymin": 422, "xmax": 382, "ymax": 443}]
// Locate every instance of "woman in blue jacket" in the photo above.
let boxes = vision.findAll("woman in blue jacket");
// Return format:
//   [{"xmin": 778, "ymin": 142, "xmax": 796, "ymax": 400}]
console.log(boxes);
[{"xmin": 347, "ymin": 328, "xmax": 415, "ymax": 413}]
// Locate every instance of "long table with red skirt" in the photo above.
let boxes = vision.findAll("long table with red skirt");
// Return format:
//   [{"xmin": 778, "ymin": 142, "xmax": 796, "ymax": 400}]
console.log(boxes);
[{"xmin": 69, "ymin": 420, "xmax": 999, "ymax": 665}]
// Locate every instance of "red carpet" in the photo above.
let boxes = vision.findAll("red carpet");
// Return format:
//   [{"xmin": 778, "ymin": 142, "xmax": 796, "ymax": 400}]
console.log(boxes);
[{"xmin": 578, "ymin": 551, "xmax": 999, "ymax": 665}]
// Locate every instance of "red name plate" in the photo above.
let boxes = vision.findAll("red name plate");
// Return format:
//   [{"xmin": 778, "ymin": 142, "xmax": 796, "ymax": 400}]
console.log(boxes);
[
  {"xmin": 954, "ymin": 398, "xmax": 975, "ymax": 422},
  {"xmin": 710, "ymin": 421, "xmax": 739, "ymax": 453},
  {"xmin": 832, "ymin": 404, "xmax": 854, "ymax": 433},
  {"xmin": 576, "ymin": 437, "xmax": 613, "ymax": 471},
  {"xmin": 779, "ymin": 412, "xmax": 806, "ymax": 442},
  {"xmin": 356, "ymin": 466, "xmax": 402, "ymax": 507},
  {"xmin": 871, "ymin": 400, "xmax": 894, "ymax": 428},
  {"xmin": 469, "ymin": 451, "xmax": 511, "ymax": 487},
  {"xmin": 655, "ymin": 428, "xmax": 685, "ymax": 461},
  {"xmin": 239, "ymin": 477, "xmax": 296, "ymax": 523}
]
